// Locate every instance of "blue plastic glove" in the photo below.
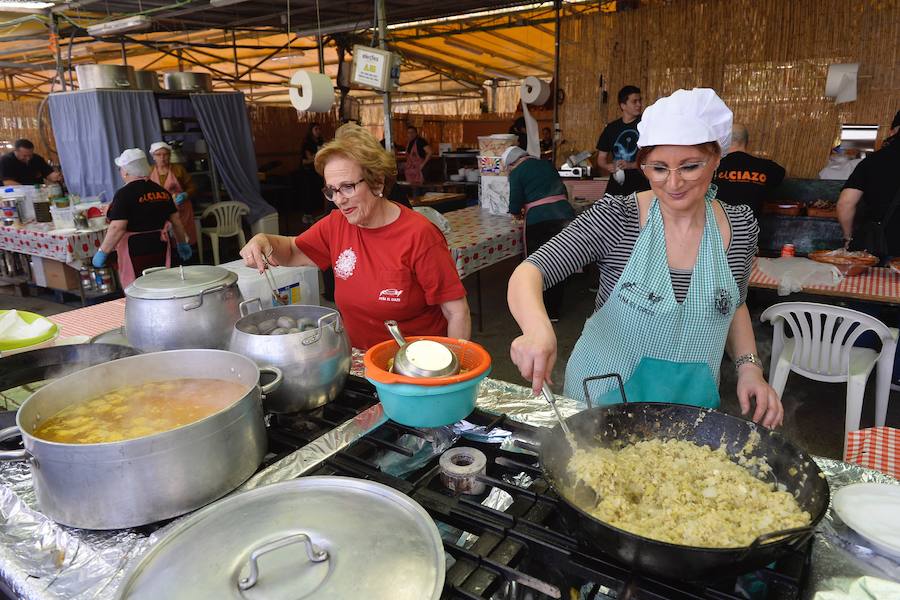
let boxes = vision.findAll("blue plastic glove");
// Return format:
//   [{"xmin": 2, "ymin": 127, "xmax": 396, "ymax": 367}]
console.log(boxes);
[
  {"xmin": 92, "ymin": 250, "xmax": 108, "ymax": 268},
  {"xmin": 177, "ymin": 242, "xmax": 192, "ymax": 262},
  {"xmin": 173, "ymin": 192, "xmax": 187, "ymax": 206}
]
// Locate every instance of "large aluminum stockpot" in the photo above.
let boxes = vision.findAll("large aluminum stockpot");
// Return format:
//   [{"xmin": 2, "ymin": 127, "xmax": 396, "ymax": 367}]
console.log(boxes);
[
  {"xmin": 0, "ymin": 349, "xmax": 280, "ymax": 530},
  {"xmin": 125, "ymin": 266, "xmax": 243, "ymax": 352},
  {"xmin": 229, "ymin": 300, "xmax": 350, "ymax": 413},
  {"xmin": 133, "ymin": 70, "xmax": 161, "ymax": 91},
  {"xmin": 75, "ymin": 64, "xmax": 136, "ymax": 90},
  {"xmin": 164, "ymin": 71, "xmax": 213, "ymax": 92}
]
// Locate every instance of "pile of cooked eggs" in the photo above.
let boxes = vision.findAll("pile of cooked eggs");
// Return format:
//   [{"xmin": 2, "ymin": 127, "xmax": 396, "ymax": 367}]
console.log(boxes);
[{"xmin": 241, "ymin": 315, "xmax": 318, "ymax": 336}]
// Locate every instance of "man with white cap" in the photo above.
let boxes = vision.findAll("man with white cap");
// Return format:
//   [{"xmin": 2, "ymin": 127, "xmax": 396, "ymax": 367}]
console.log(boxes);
[
  {"xmin": 501, "ymin": 145, "xmax": 575, "ymax": 322},
  {"xmin": 93, "ymin": 148, "xmax": 191, "ymax": 288},
  {"xmin": 148, "ymin": 141, "xmax": 197, "ymax": 247},
  {"xmin": 507, "ymin": 88, "xmax": 782, "ymax": 428}
]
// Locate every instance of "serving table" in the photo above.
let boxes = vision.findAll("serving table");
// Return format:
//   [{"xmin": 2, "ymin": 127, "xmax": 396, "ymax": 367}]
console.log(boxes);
[{"xmin": 749, "ymin": 262, "xmax": 900, "ymax": 305}]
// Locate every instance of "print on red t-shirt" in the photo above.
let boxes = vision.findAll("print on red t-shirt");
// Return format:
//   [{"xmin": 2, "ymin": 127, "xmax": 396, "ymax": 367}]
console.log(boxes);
[{"xmin": 294, "ymin": 203, "xmax": 466, "ymax": 349}]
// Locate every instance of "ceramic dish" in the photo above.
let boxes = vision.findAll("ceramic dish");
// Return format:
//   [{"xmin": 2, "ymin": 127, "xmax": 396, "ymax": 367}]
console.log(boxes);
[
  {"xmin": 808, "ymin": 249, "xmax": 879, "ymax": 276},
  {"xmin": 832, "ymin": 483, "xmax": 900, "ymax": 560}
]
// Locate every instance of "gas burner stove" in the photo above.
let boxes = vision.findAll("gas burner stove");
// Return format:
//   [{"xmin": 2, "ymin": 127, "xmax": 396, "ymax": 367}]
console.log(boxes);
[{"xmin": 268, "ymin": 377, "xmax": 811, "ymax": 600}]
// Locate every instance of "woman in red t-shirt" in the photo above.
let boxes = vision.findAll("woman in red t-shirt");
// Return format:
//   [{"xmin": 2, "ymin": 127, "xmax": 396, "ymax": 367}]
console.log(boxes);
[{"xmin": 240, "ymin": 124, "xmax": 470, "ymax": 349}]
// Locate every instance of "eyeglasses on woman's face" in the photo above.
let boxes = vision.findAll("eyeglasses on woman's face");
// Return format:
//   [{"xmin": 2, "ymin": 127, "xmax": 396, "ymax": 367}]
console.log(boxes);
[
  {"xmin": 640, "ymin": 161, "xmax": 709, "ymax": 183},
  {"xmin": 322, "ymin": 178, "xmax": 365, "ymax": 201}
]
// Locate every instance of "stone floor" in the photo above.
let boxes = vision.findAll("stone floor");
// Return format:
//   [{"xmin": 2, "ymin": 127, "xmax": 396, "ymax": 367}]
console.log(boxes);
[{"xmin": 2, "ymin": 255, "xmax": 899, "ymax": 461}]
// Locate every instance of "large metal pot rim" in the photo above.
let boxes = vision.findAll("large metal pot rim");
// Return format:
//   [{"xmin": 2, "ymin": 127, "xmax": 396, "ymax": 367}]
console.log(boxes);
[
  {"xmin": 16, "ymin": 349, "xmax": 275, "ymax": 448},
  {"xmin": 234, "ymin": 303, "xmax": 343, "ymax": 339}
]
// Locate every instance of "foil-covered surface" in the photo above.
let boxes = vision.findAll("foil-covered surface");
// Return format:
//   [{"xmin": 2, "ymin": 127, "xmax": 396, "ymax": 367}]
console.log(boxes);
[{"xmin": 0, "ymin": 374, "xmax": 897, "ymax": 599}]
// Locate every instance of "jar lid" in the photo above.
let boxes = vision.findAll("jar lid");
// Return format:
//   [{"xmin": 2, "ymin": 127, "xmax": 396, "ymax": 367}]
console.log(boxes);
[
  {"xmin": 115, "ymin": 477, "xmax": 445, "ymax": 600},
  {"xmin": 125, "ymin": 265, "xmax": 237, "ymax": 299}
]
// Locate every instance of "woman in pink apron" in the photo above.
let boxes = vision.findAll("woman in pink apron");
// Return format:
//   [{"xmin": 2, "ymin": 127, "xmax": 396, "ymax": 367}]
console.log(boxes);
[
  {"xmin": 92, "ymin": 149, "xmax": 191, "ymax": 288},
  {"xmin": 404, "ymin": 125, "xmax": 432, "ymax": 186},
  {"xmin": 149, "ymin": 142, "xmax": 198, "ymax": 246}
]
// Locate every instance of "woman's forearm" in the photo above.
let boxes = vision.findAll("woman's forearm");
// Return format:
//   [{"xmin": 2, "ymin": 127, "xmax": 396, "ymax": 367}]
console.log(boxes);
[
  {"xmin": 508, "ymin": 262, "xmax": 550, "ymax": 332},
  {"xmin": 725, "ymin": 304, "xmax": 758, "ymax": 359},
  {"xmin": 442, "ymin": 298, "xmax": 471, "ymax": 340}
]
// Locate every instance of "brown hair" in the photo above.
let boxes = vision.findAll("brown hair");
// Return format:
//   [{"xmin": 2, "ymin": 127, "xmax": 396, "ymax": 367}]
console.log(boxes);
[
  {"xmin": 315, "ymin": 123, "xmax": 398, "ymax": 195},
  {"xmin": 636, "ymin": 141, "xmax": 720, "ymax": 167}
]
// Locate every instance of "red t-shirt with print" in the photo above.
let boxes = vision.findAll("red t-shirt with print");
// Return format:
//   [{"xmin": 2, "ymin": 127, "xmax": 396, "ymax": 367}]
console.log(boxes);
[{"xmin": 294, "ymin": 203, "xmax": 466, "ymax": 349}]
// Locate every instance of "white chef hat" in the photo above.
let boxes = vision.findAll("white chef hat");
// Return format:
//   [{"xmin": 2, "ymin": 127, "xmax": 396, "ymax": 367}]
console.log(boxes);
[
  {"xmin": 114, "ymin": 148, "xmax": 150, "ymax": 177},
  {"xmin": 637, "ymin": 88, "xmax": 733, "ymax": 156},
  {"xmin": 149, "ymin": 141, "xmax": 172, "ymax": 154},
  {"xmin": 501, "ymin": 145, "xmax": 527, "ymax": 168}
]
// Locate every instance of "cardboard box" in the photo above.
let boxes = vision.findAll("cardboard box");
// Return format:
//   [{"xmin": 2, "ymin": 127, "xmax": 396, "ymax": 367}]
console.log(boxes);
[{"xmin": 42, "ymin": 259, "xmax": 81, "ymax": 291}]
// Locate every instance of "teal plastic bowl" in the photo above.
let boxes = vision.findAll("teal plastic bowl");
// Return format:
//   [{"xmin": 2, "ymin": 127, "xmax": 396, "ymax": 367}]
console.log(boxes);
[{"xmin": 367, "ymin": 367, "xmax": 491, "ymax": 427}]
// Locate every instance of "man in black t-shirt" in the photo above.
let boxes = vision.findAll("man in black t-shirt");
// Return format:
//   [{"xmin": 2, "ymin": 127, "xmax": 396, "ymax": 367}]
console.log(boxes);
[
  {"xmin": 714, "ymin": 124, "xmax": 786, "ymax": 220},
  {"xmin": 595, "ymin": 85, "xmax": 650, "ymax": 196},
  {"xmin": 0, "ymin": 139, "xmax": 62, "ymax": 186},
  {"xmin": 93, "ymin": 149, "xmax": 191, "ymax": 285},
  {"xmin": 837, "ymin": 110, "xmax": 900, "ymax": 258}
]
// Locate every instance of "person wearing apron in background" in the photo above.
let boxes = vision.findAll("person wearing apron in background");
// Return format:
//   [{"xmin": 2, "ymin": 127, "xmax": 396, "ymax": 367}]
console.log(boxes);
[
  {"xmin": 501, "ymin": 146, "xmax": 575, "ymax": 323},
  {"xmin": 507, "ymin": 88, "xmax": 783, "ymax": 429},
  {"xmin": 404, "ymin": 125, "xmax": 432, "ymax": 187},
  {"xmin": 92, "ymin": 149, "xmax": 192, "ymax": 288},
  {"xmin": 148, "ymin": 142, "xmax": 198, "ymax": 253}
]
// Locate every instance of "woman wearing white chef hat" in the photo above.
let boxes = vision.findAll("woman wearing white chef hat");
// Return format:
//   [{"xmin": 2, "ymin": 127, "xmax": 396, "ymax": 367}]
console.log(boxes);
[
  {"xmin": 507, "ymin": 88, "xmax": 783, "ymax": 428},
  {"xmin": 148, "ymin": 141, "xmax": 198, "ymax": 248}
]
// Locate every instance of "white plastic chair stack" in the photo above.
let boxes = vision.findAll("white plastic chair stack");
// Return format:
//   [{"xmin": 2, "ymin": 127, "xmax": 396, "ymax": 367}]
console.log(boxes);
[
  {"xmin": 760, "ymin": 302, "xmax": 898, "ymax": 451},
  {"xmin": 198, "ymin": 201, "xmax": 249, "ymax": 265}
]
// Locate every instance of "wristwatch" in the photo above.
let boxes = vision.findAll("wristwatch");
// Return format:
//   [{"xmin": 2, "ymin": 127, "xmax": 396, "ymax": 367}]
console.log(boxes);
[{"xmin": 734, "ymin": 353, "xmax": 764, "ymax": 372}]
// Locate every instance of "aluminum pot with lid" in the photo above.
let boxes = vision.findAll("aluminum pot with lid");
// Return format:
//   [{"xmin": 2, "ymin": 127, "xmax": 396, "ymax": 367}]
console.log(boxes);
[
  {"xmin": 133, "ymin": 70, "xmax": 161, "ymax": 91},
  {"xmin": 115, "ymin": 476, "xmax": 445, "ymax": 599},
  {"xmin": 229, "ymin": 299, "xmax": 350, "ymax": 412},
  {"xmin": 164, "ymin": 71, "xmax": 213, "ymax": 92},
  {"xmin": 125, "ymin": 265, "xmax": 243, "ymax": 352},
  {"xmin": 75, "ymin": 64, "xmax": 136, "ymax": 90},
  {"xmin": 0, "ymin": 349, "xmax": 279, "ymax": 529}
]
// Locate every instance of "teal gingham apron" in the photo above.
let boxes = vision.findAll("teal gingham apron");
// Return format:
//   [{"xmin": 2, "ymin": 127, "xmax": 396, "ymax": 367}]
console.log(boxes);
[{"xmin": 563, "ymin": 189, "xmax": 739, "ymax": 407}]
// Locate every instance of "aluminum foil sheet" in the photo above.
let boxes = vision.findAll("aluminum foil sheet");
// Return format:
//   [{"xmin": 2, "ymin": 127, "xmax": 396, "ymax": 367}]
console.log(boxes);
[{"xmin": 0, "ymin": 374, "xmax": 897, "ymax": 600}]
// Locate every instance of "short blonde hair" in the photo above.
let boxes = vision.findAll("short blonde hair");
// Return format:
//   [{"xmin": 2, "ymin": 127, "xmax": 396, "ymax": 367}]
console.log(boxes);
[{"xmin": 315, "ymin": 123, "xmax": 397, "ymax": 195}]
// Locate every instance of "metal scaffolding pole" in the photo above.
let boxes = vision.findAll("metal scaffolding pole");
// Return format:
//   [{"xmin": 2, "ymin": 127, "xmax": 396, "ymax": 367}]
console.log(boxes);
[
  {"xmin": 376, "ymin": 0, "xmax": 391, "ymax": 150},
  {"xmin": 552, "ymin": 0, "xmax": 561, "ymax": 165}
]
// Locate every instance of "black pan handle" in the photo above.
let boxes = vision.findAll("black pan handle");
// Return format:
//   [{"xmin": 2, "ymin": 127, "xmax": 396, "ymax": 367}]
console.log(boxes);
[
  {"xmin": 739, "ymin": 525, "xmax": 815, "ymax": 560},
  {"xmin": 582, "ymin": 373, "xmax": 627, "ymax": 408}
]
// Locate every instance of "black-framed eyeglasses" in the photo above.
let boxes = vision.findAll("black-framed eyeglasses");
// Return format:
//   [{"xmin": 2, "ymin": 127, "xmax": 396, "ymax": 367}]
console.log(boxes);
[
  {"xmin": 322, "ymin": 178, "xmax": 365, "ymax": 201},
  {"xmin": 640, "ymin": 161, "xmax": 709, "ymax": 183}
]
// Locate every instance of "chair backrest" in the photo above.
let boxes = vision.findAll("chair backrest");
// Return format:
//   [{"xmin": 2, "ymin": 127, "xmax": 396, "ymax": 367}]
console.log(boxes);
[
  {"xmin": 202, "ymin": 201, "xmax": 249, "ymax": 235},
  {"xmin": 760, "ymin": 301, "xmax": 894, "ymax": 376}
]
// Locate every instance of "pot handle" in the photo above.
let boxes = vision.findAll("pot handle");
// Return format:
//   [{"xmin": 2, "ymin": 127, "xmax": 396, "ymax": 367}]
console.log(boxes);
[
  {"xmin": 581, "ymin": 373, "xmax": 627, "ymax": 408},
  {"xmin": 740, "ymin": 525, "xmax": 815, "ymax": 559},
  {"xmin": 239, "ymin": 298, "xmax": 264, "ymax": 317},
  {"xmin": 238, "ymin": 532, "xmax": 328, "ymax": 591},
  {"xmin": 259, "ymin": 366, "xmax": 283, "ymax": 396},
  {"xmin": 301, "ymin": 311, "xmax": 342, "ymax": 346},
  {"xmin": 141, "ymin": 266, "xmax": 168, "ymax": 276},
  {"xmin": 0, "ymin": 426, "xmax": 29, "ymax": 461},
  {"xmin": 182, "ymin": 285, "xmax": 227, "ymax": 311}
]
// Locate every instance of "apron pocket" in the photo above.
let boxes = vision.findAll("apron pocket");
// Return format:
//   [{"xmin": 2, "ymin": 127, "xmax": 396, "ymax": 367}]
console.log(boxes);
[{"xmin": 598, "ymin": 357, "xmax": 720, "ymax": 408}]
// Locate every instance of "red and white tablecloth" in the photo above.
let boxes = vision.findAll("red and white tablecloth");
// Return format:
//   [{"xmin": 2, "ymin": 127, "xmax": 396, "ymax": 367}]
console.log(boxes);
[
  {"xmin": 750, "ymin": 261, "xmax": 900, "ymax": 305},
  {"xmin": 444, "ymin": 206, "xmax": 524, "ymax": 279},
  {"xmin": 845, "ymin": 427, "xmax": 899, "ymax": 479},
  {"xmin": 0, "ymin": 224, "xmax": 106, "ymax": 264},
  {"xmin": 49, "ymin": 298, "xmax": 125, "ymax": 338}
]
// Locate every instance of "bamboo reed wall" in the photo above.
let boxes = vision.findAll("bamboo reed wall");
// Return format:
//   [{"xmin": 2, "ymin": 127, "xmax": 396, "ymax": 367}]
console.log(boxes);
[
  {"xmin": 0, "ymin": 101, "xmax": 52, "ymax": 159},
  {"xmin": 558, "ymin": 0, "xmax": 899, "ymax": 177}
]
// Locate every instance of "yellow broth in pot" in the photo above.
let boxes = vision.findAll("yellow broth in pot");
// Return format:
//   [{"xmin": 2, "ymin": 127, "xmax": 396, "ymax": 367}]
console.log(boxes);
[{"xmin": 33, "ymin": 378, "xmax": 250, "ymax": 444}]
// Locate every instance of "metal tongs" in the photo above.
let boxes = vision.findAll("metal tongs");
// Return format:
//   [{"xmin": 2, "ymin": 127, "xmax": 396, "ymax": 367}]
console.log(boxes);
[
  {"xmin": 541, "ymin": 382, "xmax": 571, "ymax": 437},
  {"xmin": 261, "ymin": 254, "xmax": 287, "ymax": 306}
]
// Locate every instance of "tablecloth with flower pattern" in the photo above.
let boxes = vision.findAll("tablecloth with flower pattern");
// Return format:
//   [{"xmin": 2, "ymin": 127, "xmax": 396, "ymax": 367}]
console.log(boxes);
[
  {"xmin": 443, "ymin": 206, "xmax": 524, "ymax": 279},
  {"xmin": 0, "ymin": 224, "xmax": 106, "ymax": 264}
]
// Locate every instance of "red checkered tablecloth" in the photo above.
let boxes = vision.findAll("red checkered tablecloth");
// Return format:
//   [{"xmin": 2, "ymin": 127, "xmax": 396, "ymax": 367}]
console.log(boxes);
[
  {"xmin": 49, "ymin": 298, "xmax": 126, "ymax": 338},
  {"xmin": 750, "ymin": 260, "xmax": 900, "ymax": 305},
  {"xmin": 0, "ymin": 224, "xmax": 106, "ymax": 264},
  {"xmin": 444, "ymin": 206, "xmax": 524, "ymax": 279},
  {"xmin": 845, "ymin": 427, "xmax": 899, "ymax": 479}
]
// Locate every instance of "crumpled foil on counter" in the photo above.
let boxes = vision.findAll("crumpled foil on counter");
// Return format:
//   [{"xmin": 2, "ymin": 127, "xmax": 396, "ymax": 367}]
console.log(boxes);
[{"xmin": 0, "ymin": 375, "xmax": 897, "ymax": 600}]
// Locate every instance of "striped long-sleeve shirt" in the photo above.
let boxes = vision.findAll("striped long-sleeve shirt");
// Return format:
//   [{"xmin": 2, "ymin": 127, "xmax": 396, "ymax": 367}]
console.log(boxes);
[{"xmin": 525, "ymin": 194, "xmax": 758, "ymax": 312}]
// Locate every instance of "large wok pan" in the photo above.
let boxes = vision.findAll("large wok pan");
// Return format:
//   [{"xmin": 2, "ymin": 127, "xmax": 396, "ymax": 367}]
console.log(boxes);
[{"xmin": 538, "ymin": 374, "xmax": 830, "ymax": 581}]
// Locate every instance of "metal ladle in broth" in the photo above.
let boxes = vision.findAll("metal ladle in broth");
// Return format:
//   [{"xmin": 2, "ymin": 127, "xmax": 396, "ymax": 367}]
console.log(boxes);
[{"xmin": 384, "ymin": 320, "xmax": 459, "ymax": 378}]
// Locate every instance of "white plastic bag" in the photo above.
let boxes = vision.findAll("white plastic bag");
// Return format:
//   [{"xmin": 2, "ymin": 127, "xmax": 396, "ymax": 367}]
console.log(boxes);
[
  {"xmin": 413, "ymin": 206, "xmax": 452, "ymax": 236},
  {"xmin": 757, "ymin": 257, "xmax": 843, "ymax": 296}
]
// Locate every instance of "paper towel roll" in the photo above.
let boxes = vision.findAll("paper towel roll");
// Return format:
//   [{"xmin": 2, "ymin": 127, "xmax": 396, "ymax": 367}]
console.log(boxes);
[
  {"xmin": 520, "ymin": 77, "xmax": 551, "ymax": 105},
  {"xmin": 289, "ymin": 71, "xmax": 334, "ymax": 112}
]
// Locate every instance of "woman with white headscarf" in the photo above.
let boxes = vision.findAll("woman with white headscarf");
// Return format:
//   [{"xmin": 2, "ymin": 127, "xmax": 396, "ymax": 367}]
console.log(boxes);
[
  {"xmin": 148, "ymin": 142, "xmax": 197, "ymax": 246},
  {"xmin": 507, "ymin": 88, "xmax": 782, "ymax": 428}
]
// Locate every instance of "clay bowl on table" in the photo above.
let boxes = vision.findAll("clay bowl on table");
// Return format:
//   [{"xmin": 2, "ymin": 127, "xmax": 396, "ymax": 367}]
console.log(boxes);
[
  {"xmin": 808, "ymin": 250, "xmax": 879, "ymax": 277},
  {"xmin": 890, "ymin": 258, "xmax": 900, "ymax": 276}
]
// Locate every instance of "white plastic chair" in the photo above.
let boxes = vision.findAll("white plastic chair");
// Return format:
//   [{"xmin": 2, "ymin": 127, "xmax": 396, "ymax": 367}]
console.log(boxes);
[
  {"xmin": 198, "ymin": 201, "xmax": 249, "ymax": 265},
  {"xmin": 760, "ymin": 302, "xmax": 898, "ymax": 450}
]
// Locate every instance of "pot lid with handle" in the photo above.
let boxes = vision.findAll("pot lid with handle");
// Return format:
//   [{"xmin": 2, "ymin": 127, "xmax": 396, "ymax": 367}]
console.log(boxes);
[
  {"xmin": 115, "ymin": 476, "xmax": 445, "ymax": 600},
  {"xmin": 125, "ymin": 265, "xmax": 238, "ymax": 300}
]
